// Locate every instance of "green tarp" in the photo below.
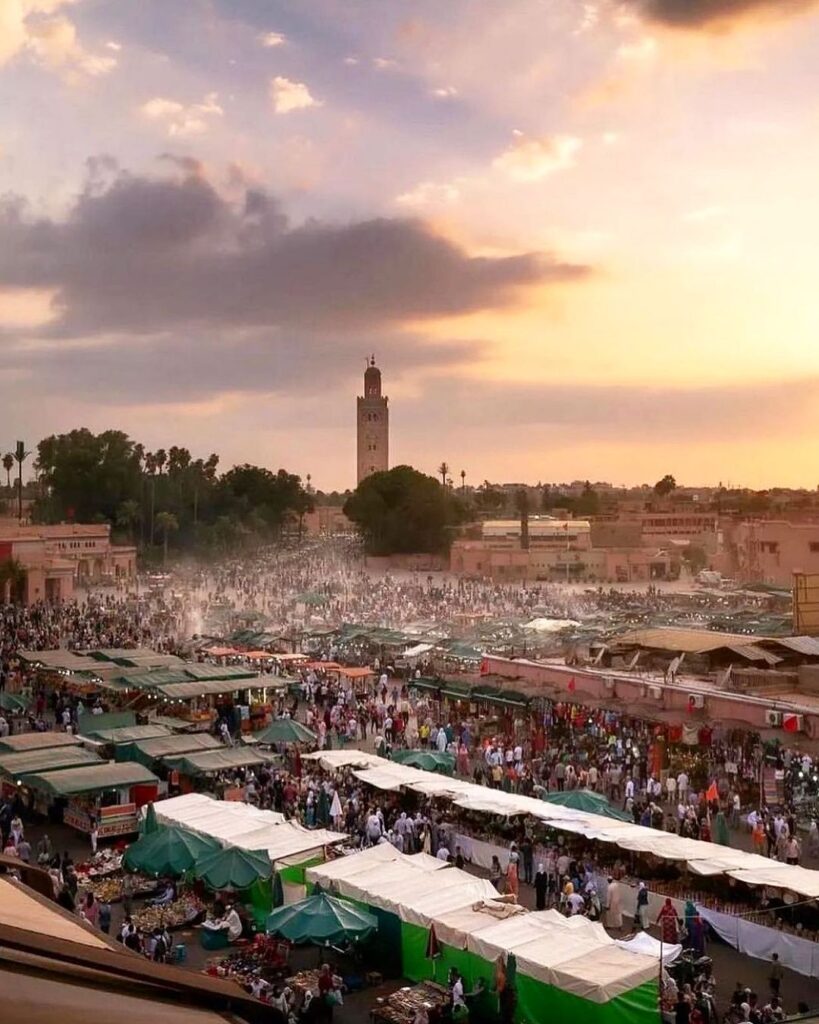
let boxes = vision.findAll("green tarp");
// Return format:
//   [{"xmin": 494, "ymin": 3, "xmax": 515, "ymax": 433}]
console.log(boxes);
[
  {"xmin": 254, "ymin": 719, "xmax": 316, "ymax": 746},
  {"xmin": 540, "ymin": 789, "xmax": 632, "ymax": 822},
  {"xmin": 115, "ymin": 733, "xmax": 222, "ymax": 766},
  {"xmin": 0, "ymin": 746, "xmax": 101, "ymax": 780},
  {"xmin": 77, "ymin": 710, "xmax": 136, "ymax": 736},
  {"xmin": 0, "ymin": 693, "xmax": 29, "ymax": 713},
  {"xmin": 265, "ymin": 893, "xmax": 377, "ymax": 945},
  {"xmin": 123, "ymin": 824, "xmax": 220, "ymax": 876},
  {"xmin": 194, "ymin": 846, "xmax": 272, "ymax": 890},
  {"xmin": 20, "ymin": 761, "xmax": 159, "ymax": 797},
  {"xmin": 164, "ymin": 747, "xmax": 270, "ymax": 776},
  {"xmin": 399, "ymin": 920, "xmax": 659, "ymax": 1024},
  {"xmin": 390, "ymin": 749, "xmax": 455, "ymax": 776},
  {"xmin": 82, "ymin": 724, "xmax": 172, "ymax": 745}
]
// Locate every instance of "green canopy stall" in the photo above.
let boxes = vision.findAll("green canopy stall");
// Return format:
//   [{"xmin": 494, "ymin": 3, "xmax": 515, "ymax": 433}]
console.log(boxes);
[
  {"xmin": 265, "ymin": 892, "xmax": 377, "ymax": 945},
  {"xmin": 253, "ymin": 719, "xmax": 317, "ymax": 746},
  {"xmin": 390, "ymin": 749, "xmax": 455, "ymax": 776},
  {"xmin": 123, "ymin": 824, "xmax": 220, "ymax": 876},
  {"xmin": 540, "ymin": 789, "xmax": 632, "ymax": 822},
  {"xmin": 194, "ymin": 845, "xmax": 273, "ymax": 890}
]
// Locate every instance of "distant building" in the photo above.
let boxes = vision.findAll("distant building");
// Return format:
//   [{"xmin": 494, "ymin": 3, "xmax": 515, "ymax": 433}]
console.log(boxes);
[
  {"xmin": 356, "ymin": 356, "xmax": 389, "ymax": 484},
  {"xmin": 727, "ymin": 520, "xmax": 819, "ymax": 586},
  {"xmin": 0, "ymin": 521, "xmax": 135, "ymax": 604},
  {"xmin": 302, "ymin": 506, "xmax": 351, "ymax": 536}
]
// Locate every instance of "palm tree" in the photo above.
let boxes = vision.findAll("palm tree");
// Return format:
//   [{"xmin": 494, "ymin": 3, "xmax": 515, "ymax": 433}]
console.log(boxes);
[
  {"xmin": 154, "ymin": 511, "xmax": 178, "ymax": 566},
  {"xmin": 438, "ymin": 462, "xmax": 449, "ymax": 487},
  {"xmin": 154, "ymin": 449, "xmax": 167, "ymax": 475},
  {"xmin": 460, "ymin": 469, "xmax": 466, "ymax": 493},
  {"xmin": 2, "ymin": 453, "xmax": 13, "ymax": 491},
  {"xmin": 116, "ymin": 499, "xmax": 142, "ymax": 544}
]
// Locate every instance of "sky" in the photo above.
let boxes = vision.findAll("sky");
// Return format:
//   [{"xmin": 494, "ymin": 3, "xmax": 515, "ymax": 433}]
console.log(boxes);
[{"xmin": 3, "ymin": 0, "xmax": 819, "ymax": 490}]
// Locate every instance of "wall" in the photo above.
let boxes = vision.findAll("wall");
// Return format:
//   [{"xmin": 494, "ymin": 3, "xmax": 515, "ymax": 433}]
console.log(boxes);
[
  {"xmin": 731, "ymin": 521, "xmax": 819, "ymax": 586},
  {"xmin": 365, "ymin": 553, "xmax": 448, "ymax": 572}
]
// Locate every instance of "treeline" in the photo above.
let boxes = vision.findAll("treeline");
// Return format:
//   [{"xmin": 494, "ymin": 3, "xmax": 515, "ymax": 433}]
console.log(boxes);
[{"xmin": 32, "ymin": 429, "xmax": 313, "ymax": 560}]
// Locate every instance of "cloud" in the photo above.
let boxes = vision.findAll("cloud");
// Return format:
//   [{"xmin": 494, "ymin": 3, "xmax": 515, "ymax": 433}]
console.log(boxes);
[
  {"xmin": 0, "ymin": 161, "xmax": 589, "ymax": 343},
  {"xmin": 269, "ymin": 76, "xmax": 320, "ymax": 113},
  {"xmin": 395, "ymin": 181, "xmax": 462, "ymax": 207},
  {"xmin": 373, "ymin": 57, "xmax": 399, "ymax": 70},
  {"xmin": 574, "ymin": 2, "xmax": 600, "ymax": 33},
  {"xmin": 493, "ymin": 133, "xmax": 582, "ymax": 183},
  {"xmin": 9, "ymin": 5, "xmax": 118, "ymax": 79},
  {"xmin": 140, "ymin": 92, "xmax": 224, "ymax": 137},
  {"xmin": 683, "ymin": 205, "xmax": 728, "ymax": 222},
  {"xmin": 343, "ymin": 56, "xmax": 359, "ymax": 65},
  {"xmin": 634, "ymin": 0, "xmax": 819, "ymax": 29},
  {"xmin": 105, "ymin": 40, "xmax": 121, "ymax": 51},
  {"xmin": 616, "ymin": 36, "xmax": 657, "ymax": 60},
  {"xmin": 403, "ymin": 375, "xmax": 819, "ymax": 443},
  {"xmin": 260, "ymin": 31, "xmax": 285, "ymax": 47},
  {"xmin": 431, "ymin": 85, "xmax": 458, "ymax": 98}
]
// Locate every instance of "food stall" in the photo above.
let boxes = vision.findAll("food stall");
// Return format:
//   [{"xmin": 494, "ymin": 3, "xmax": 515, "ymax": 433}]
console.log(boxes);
[
  {"xmin": 0, "ymin": 745, "xmax": 102, "ymax": 801},
  {"xmin": 20, "ymin": 761, "xmax": 160, "ymax": 837},
  {"xmin": 0, "ymin": 731, "xmax": 83, "ymax": 755}
]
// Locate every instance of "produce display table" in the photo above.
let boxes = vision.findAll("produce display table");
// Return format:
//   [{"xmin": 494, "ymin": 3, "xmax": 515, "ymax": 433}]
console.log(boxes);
[{"xmin": 370, "ymin": 982, "xmax": 450, "ymax": 1024}]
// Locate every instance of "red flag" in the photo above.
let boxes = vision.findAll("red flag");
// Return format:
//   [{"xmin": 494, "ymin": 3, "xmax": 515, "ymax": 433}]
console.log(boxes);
[
  {"xmin": 705, "ymin": 781, "xmax": 718, "ymax": 803},
  {"xmin": 480, "ymin": 658, "xmax": 490, "ymax": 676},
  {"xmin": 783, "ymin": 713, "xmax": 801, "ymax": 733},
  {"xmin": 567, "ymin": 677, "xmax": 576, "ymax": 693}
]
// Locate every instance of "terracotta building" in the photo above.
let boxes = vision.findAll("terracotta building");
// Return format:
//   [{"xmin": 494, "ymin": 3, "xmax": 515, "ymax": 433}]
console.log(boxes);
[
  {"xmin": 356, "ymin": 356, "xmax": 389, "ymax": 484},
  {"xmin": 0, "ymin": 521, "xmax": 136, "ymax": 604}
]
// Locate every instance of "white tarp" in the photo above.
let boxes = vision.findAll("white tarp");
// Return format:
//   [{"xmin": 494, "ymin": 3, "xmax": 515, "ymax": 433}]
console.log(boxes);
[
  {"xmin": 399, "ymin": 881, "xmax": 502, "ymax": 927},
  {"xmin": 431, "ymin": 903, "xmax": 527, "ymax": 949},
  {"xmin": 403, "ymin": 643, "xmax": 434, "ymax": 658},
  {"xmin": 338, "ymin": 754, "xmax": 819, "ymax": 896},
  {"xmin": 466, "ymin": 910, "xmax": 562, "ymax": 962},
  {"xmin": 698, "ymin": 905, "xmax": 819, "ymax": 978},
  {"xmin": 617, "ymin": 931, "xmax": 681, "ymax": 965},
  {"xmin": 151, "ymin": 792, "xmax": 344, "ymax": 865},
  {"xmin": 523, "ymin": 618, "xmax": 581, "ymax": 633}
]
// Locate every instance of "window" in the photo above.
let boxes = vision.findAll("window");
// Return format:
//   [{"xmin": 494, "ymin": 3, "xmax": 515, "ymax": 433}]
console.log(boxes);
[{"xmin": 810, "ymin": 542, "xmax": 819, "ymax": 553}]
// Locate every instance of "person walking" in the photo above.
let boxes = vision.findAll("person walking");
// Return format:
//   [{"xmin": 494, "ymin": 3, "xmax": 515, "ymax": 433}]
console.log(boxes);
[
  {"xmin": 534, "ymin": 864, "xmax": 548, "ymax": 911},
  {"xmin": 605, "ymin": 877, "xmax": 623, "ymax": 932}
]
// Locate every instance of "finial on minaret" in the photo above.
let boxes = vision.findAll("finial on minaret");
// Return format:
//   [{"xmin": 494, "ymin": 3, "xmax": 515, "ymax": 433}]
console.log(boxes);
[{"xmin": 370, "ymin": 354, "xmax": 376, "ymax": 366}]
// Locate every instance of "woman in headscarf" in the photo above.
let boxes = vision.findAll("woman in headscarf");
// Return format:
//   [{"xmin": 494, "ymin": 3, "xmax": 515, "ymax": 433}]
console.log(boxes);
[
  {"xmin": 656, "ymin": 897, "xmax": 680, "ymax": 944},
  {"xmin": 534, "ymin": 864, "xmax": 548, "ymax": 911}
]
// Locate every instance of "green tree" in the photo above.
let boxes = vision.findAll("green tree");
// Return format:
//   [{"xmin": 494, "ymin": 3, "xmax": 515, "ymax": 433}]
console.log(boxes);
[
  {"xmin": 438, "ymin": 462, "xmax": 450, "ymax": 487},
  {"xmin": 115, "ymin": 499, "xmax": 142, "ymax": 543},
  {"xmin": 0, "ymin": 558, "xmax": 27, "ymax": 602},
  {"xmin": 2, "ymin": 453, "xmax": 13, "ymax": 491},
  {"xmin": 34, "ymin": 429, "xmax": 143, "ymax": 523},
  {"xmin": 575, "ymin": 481, "xmax": 600, "ymax": 516},
  {"xmin": 154, "ymin": 511, "xmax": 179, "ymax": 565},
  {"xmin": 683, "ymin": 543, "xmax": 708, "ymax": 574},
  {"xmin": 344, "ymin": 465, "xmax": 466, "ymax": 555},
  {"xmin": 654, "ymin": 474, "xmax": 677, "ymax": 497}
]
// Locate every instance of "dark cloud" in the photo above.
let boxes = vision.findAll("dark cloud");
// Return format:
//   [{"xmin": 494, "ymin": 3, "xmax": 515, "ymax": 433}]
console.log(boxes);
[
  {"xmin": 635, "ymin": 0, "xmax": 819, "ymax": 28},
  {"xmin": 0, "ymin": 162, "xmax": 588, "ymax": 338}
]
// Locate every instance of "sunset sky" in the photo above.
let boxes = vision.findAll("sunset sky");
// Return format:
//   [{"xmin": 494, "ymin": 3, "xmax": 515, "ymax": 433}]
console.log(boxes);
[{"xmin": 3, "ymin": 0, "xmax": 819, "ymax": 490}]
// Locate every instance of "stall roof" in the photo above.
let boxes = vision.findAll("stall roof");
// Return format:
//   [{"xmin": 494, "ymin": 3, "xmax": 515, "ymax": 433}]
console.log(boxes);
[
  {"xmin": 0, "ymin": 746, "xmax": 102, "ymax": 780},
  {"xmin": 16, "ymin": 650, "xmax": 97, "ymax": 672},
  {"xmin": 609, "ymin": 627, "xmax": 778, "ymax": 657},
  {"xmin": 20, "ymin": 761, "xmax": 158, "ymax": 796},
  {"xmin": 184, "ymin": 663, "xmax": 259, "ymax": 681},
  {"xmin": 82, "ymin": 724, "xmax": 172, "ymax": 745},
  {"xmin": 0, "ymin": 732, "xmax": 81, "ymax": 754},
  {"xmin": 164, "ymin": 747, "xmax": 271, "ymax": 776},
  {"xmin": 157, "ymin": 680, "xmax": 252, "ymax": 699},
  {"xmin": 117, "ymin": 733, "xmax": 222, "ymax": 766}
]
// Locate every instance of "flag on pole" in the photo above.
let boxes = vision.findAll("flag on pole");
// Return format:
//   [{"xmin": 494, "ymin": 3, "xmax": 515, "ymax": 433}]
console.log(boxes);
[
  {"xmin": 783, "ymin": 713, "xmax": 802, "ymax": 733},
  {"xmin": 568, "ymin": 677, "xmax": 576, "ymax": 693},
  {"xmin": 705, "ymin": 781, "xmax": 719, "ymax": 803}
]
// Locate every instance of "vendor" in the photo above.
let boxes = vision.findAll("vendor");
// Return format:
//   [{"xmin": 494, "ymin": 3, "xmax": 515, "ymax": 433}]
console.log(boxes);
[
  {"xmin": 150, "ymin": 879, "xmax": 177, "ymax": 906},
  {"xmin": 225, "ymin": 902, "xmax": 243, "ymax": 942}
]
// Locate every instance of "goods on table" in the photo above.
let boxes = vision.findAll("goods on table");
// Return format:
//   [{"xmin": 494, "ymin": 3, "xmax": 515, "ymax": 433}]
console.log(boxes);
[
  {"xmin": 287, "ymin": 968, "xmax": 322, "ymax": 993},
  {"xmin": 76, "ymin": 871, "xmax": 153, "ymax": 903},
  {"xmin": 133, "ymin": 893, "xmax": 205, "ymax": 932},
  {"xmin": 77, "ymin": 849, "xmax": 124, "ymax": 877},
  {"xmin": 371, "ymin": 982, "xmax": 450, "ymax": 1024},
  {"xmin": 205, "ymin": 937, "xmax": 290, "ymax": 988}
]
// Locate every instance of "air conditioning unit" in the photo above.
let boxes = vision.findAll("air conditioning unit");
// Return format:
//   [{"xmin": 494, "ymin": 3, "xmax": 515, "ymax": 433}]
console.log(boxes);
[
  {"xmin": 688, "ymin": 694, "xmax": 705, "ymax": 710},
  {"xmin": 603, "ymin": 677, "xmax": 616, "ymax": 693},
  {"xmin": 765, "ymin": 710, "xmax": 782, "ymax": 727},
  {"xmin": 648, "ymin": 685, "xmax": 663, "ymax": 700}
]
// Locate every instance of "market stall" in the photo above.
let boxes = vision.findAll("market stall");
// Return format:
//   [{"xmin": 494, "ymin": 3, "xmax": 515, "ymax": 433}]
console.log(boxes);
[
  {"xmin": 115, "ymin": 732, "xmax": 224, "ymax": 767},
  {"xmin": 20, "ymin": 761, "xmax": 160, "ymax": 836},
  {"xmin": 123, "ymin": 823, "xmax": 221, "ymax": 876},
  {"xmin": 0, "ymin": 732, "xmax": 82, "ymax": 754},
  {"xmin": 0, "ymin": 745, "xmax": 102, "ymax": 799}
]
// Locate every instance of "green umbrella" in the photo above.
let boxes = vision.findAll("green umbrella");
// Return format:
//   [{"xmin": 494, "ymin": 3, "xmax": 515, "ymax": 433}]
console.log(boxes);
[
  {"xmin": 540, "ymin": 789, "xmax": 632, "ymax": 822},
  {"xmin": 265, "ymin": 892, "xmax": 377, "ymax": 945},
  {"xmin": 390, "ymin": 749, "xmax": 455, "ymax": 776},
  {"xmin": 254, "ymin": 718, "xmax": 317, "ymax": 746},
  {"xmin": 143, "ymin": 802, "xmax": 159, "ymax": 835},
  {"xmin": 0, "ymin": 693, "xmax": 29, "ymax": 713},
  {"xmin": 124, "ymin": 824, "xmax": 219, "ymax": 876},
  {"xmin": 194, "ymin": 845, "xmax": 272, "ymax": 890}
]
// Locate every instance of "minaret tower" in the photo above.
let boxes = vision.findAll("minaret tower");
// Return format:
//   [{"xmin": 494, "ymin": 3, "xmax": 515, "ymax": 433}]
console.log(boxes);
[{"xmin": 356, "ymin": 355, "xmax": 389, "ymax": 484}]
